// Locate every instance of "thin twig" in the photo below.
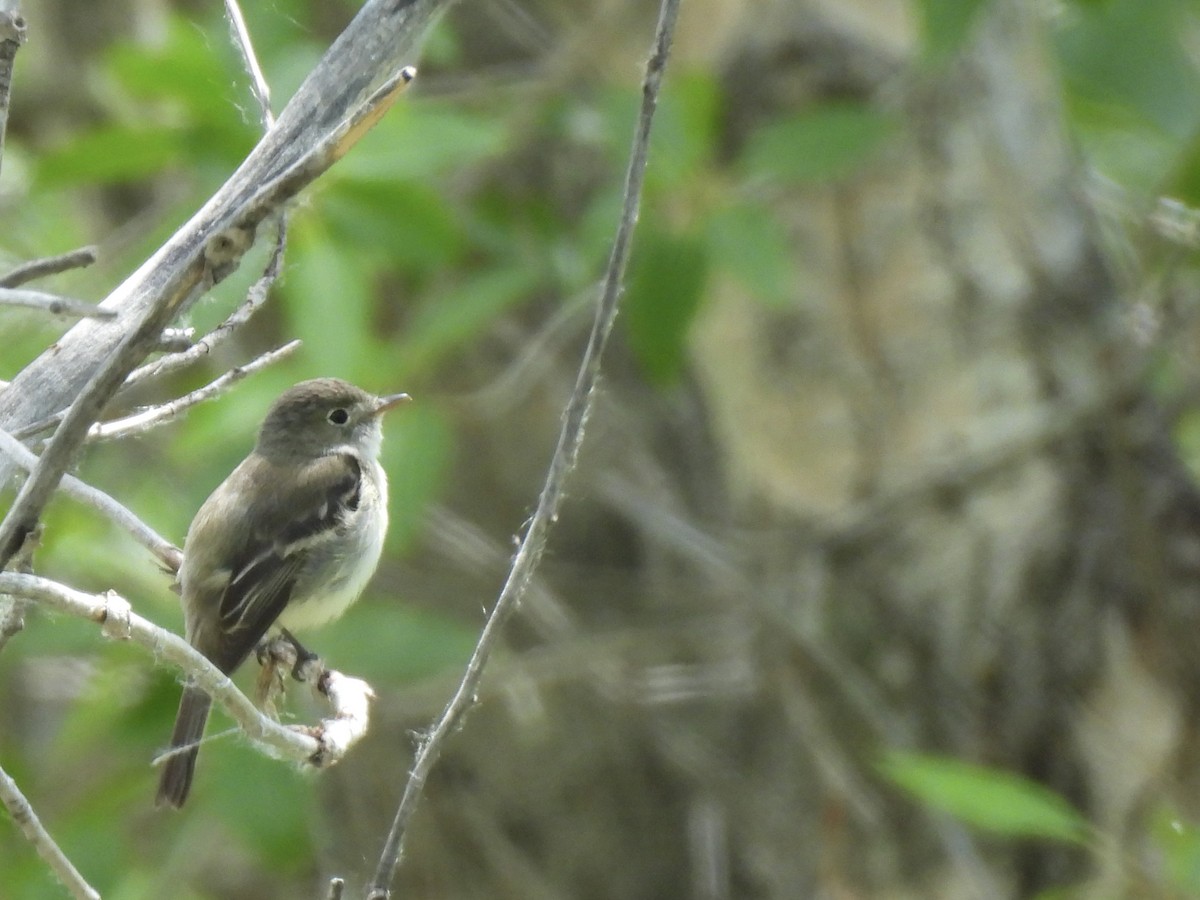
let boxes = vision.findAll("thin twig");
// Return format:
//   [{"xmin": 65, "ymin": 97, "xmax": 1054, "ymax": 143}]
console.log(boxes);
[
  {"xmin": 0, "ymin": 572, "xmax": 321, "ymax": 761},
  {"xmin": 0, "ymin": 270, "xmax": 207, "ymax": 567},
  {"xmin": 224, "ymin": 0, "xmax": 274, "ymax": 129},
  {"xmin": 365, "ymin": 0, "xmax": 681, "ymax": 894},
  {"xmin": 0, "ymin": 5, "xmax": 26, "ymax": 181},
  {"xmin": 0, "ymin": 0, "xmax": 444, "ymax": 486},
  {"xmin": 0, "ymin": 246, "xmax": 98, "ymax": 288},
  {"xmin": 0, "ymin": 427, "xmax": 182, "ymax": 571},
  {"xmin": 125, "ymin": 218, "xmax": 289, "ymax": 388},
  {"xmin": 0, "ymin": 594, "xmax": 25, "ymax": 650},
  {"xmin": 0, "ymin": 68, "xmax": 418, "ymax": 570},
  {"xmin": 90, "ymin": 340, "xmax": 300, "ymax": 441},
  {"xmin": 0, "ymin": 760, "xmax": 100, "ymax": 900},
  {"xmin": 0, "ymin": 519, "xmax": 36, "ymax": 653},
  {"xmin": 0, "ymin": 287, "xmax": 115, "ymax": 319}
]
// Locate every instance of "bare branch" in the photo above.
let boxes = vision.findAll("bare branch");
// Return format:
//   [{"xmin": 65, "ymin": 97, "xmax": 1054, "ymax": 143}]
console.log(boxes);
[
  {"xmin": 224, "ymin": 0, "xmax": 274, "ymax": 129},
  {"xmin": 0, "ymin": 57, "xmax": 421, "ymax": 568},
  {"xmin": 365, "ymin": 0, "xmax": 681, "ymax": 894},
  {"xmin": 0, "ymin": 246, "xmax": 98, "ymax": 288},
  {"xmin": 0, "ymin": 5, "xmax": 25, "ymax": 180},
  {"xmin": 0, "ymin": 520, "xmax": 36, "ymax": 653},
  {"xmin": 0, "ymin": 0, "xmax": 448, "ymax": 472},
  {"xmin": 0, "ymin": 760, "xmax": 100, "ymax": 900},
  {"xmin": 0, "ymin": 287, "xmax": 115, "ymax": 319},
  {"xmin": 125, "ymin": 218, "xmax": 289, "ymax": 389},
  {"xmin": 90, "ymin": 340, "xmax": 300, "ymax": 441},
  {"xmin": 0, "ymin": 427, "xmax": 182, "ymax": 571},
  {"xmin": 0, "ymin": 573, "xmax": 338, "ymax": 765}
]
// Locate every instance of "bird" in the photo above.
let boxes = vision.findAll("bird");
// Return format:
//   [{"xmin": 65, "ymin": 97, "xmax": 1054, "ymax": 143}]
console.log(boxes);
[{"xmin": 156, "ymin": 377, "xmax": 409, "ymax": 808}]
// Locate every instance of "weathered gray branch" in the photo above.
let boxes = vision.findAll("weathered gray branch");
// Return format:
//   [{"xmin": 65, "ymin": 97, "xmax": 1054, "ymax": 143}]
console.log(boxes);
[
  {"xmin": 0, "ymin": 0, "xmax": 447, "ymax": 567},
  {"xmin": 0, "ymin": 287, "xmax": 114, "ymax": 319},
  {"xmin": 0, "ymin": 0, "xmax": 450, "ymax": 468},
  {"xmin": 0, "ymin": 573, "xmax": 373, "ymax": 767}
]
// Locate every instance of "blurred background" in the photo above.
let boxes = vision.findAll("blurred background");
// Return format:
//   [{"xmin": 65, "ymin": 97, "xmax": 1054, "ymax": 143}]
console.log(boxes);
[{"xmin": 5, "ymin": 0, "xmax": 1200, "ymax": 897}]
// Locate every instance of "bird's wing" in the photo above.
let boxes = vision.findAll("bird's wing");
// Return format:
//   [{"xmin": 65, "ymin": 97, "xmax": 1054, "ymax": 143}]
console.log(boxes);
[{"xmin": 208, "ymin": 452, "xmax": 363, "ymax": 673}]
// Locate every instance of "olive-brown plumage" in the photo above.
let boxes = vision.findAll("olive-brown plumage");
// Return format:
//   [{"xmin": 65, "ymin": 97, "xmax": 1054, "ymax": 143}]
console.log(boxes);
[{"xmin": 156, "ymin": 378, "xmax": 407, "ymax": 808}]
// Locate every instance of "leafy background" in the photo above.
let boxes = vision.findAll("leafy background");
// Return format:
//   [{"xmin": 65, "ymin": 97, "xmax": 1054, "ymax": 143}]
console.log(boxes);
[{"xmin": 3, "ymin": 0, "xmax": 1200, "ymax": 897}]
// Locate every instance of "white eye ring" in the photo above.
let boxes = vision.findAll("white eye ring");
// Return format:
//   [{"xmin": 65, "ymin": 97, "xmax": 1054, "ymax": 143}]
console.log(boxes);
[{"xmin": 327, "ymin": 408, "xmax": 350, "ymax": 425}]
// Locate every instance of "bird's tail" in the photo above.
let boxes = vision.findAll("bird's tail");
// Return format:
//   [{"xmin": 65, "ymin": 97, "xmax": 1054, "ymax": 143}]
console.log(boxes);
[{"xmin": 156, "ymin": 685, "xmax": 212, "ymax": 808}]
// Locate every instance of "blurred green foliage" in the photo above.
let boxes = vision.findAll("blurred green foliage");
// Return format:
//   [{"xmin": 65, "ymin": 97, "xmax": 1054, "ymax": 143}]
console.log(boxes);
[
  {"xmin": 881, "ymin": 753, "xmax": 1200, "ymax": 896},
  {"xmin": 880, "ymin": 751, "xmax": 1091, "ymax": 845},
  {"xmin": 3, "ymin": 0, "xmax": 1200, "ymax": 896}
]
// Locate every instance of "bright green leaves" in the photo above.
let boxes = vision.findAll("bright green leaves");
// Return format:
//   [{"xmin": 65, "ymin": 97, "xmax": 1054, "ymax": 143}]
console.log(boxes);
[
  {"xmin": 1055, "ymin": 0, "xmax": 1200, "ymax": 201},
  {"xmin": 623, "ymin": 228, "xmax": 709, "ymax": 385},
  {"xmin": 36, "ymin": 17, "xmax": 257, "ymax": 189},
  {"xmin": 879, "ymin": 751, "xmax": 1091, "ymax": 845},
  {"xmin": 284, "ymin": 221, "xmax": 379, "ymax": 380},
  {"xmin": 705, "ymin": 202, "xmax": 796, "ymax": 308},
  {"xmin": 1056, "ymin": 0, "xmax": 1200, "ymax": 141},
  {"xmin": 36, "ymin": 125, "xmax": 183, "ymax": 186},
  {"xmin": 395, "ymin": 265, "xmax": 541, "ymax": 381},
  {"xmin": 645, "ymin": 71, "xmax": 721, "ymax": 190},
  {"xmin": 1152, "ymin": 811, "xmax": 1200, "ymax": 895},
  {"xmin": 321, "ymin": 180, "xmax": 464, "ymax": 271},
  {"xmin": 337, "ymin": 104, "xmax": 510, "ymax": 183}
]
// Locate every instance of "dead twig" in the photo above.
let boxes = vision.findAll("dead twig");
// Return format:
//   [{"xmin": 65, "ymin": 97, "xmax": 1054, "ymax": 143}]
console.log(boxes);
[
  {"xmin": 0, "ymin": 287, "xmax": 115, "ymax": 319},
  {"xmin": 0, "ymin": 246, "xmax": 98, "ymax": 288},
  {"xmin": 0, "ymin": 427, "xmax": 182, "ymax": 572},
  {"xmin": 365, "ymin": 0, "xmax": 681, "ymax": 894},
  {"xmin": 89, "ymin": 340, "xmax": 300, "ymax": 441}
]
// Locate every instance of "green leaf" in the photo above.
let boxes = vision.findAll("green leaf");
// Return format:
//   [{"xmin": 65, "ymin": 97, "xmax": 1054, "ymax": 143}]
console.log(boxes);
[
  {"xmin": 879, "ymin": 751, "xmax": 1090, "ymax": 845},
  {"xmin": 35, "ymin": 125, "xmax": 181, "ymax": 187},
  {"xmin": 741, "ymin": 103, "xmax": 893, "ymax": 185},
  {"xmin": 316, "ymin": 604, "xmax": 477, "ymax": 685},
  {"xmin": 706, "ymin": 202, "xmax": 796, "ymax": 307},
  {"xmin": 623, "ymin": 229, "xmax": 708, "ymax": 384},
  {"xmin": 107, "ymin": 17, "xmax": 244, "ymax": 124},
  {"xmin": 283, "ymin": 219, "xmax": 378, "ymax": 380},
  {"xmin": 918, "ymin": 0, "xmax": 992, "ymax": 63},
  {"xmin": 1055, "ymin": 0, "xmax": 1200, "ymax": 140},
  {"xmin": 380, "ymin": 404, "xmax": 452, "ymax": 550},
  {"xmin": 321, "ymin": 180, "xmax": 465, "ymax": 271},
  {"xmin": 1065, "ymin": 96, "xmax": 1178, "ymax": 195},
  {"xmin": 396, "ymin": 265, "xmax": 538, "ymax": 379},
  {"xmin": 646, "ymin": 71, "xmax": 720, "ymax": 188},
  {"xmin": 1153, "ymin": 810, "xmax": 1200, "ymax": 893},
  {"xmin": 338, "ymin": 104, "xmax": 510, "ymax": 182}
]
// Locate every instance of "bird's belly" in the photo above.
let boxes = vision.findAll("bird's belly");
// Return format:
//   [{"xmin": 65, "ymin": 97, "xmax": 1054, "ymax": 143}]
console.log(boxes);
[{"xmin": 277, "ymin": 506, "xmax": 387, "ymax": 632}]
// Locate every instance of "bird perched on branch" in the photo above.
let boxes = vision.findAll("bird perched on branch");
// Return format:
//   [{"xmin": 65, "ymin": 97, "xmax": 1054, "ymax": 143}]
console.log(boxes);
[{"xmin": 156, "ymin": 377, "xmax": 409, "ymax": 808}]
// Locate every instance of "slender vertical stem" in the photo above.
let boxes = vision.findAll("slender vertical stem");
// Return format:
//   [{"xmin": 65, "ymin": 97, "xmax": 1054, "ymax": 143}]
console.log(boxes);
[{"xmin": 365, "ymin": 0, "xmax": 683, "ymax": 895}]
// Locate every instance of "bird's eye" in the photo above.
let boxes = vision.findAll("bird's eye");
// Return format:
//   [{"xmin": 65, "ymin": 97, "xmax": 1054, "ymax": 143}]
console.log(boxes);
[{"xmin": 327, "ymin": 408, "xmax": 350, "ymax": 426}]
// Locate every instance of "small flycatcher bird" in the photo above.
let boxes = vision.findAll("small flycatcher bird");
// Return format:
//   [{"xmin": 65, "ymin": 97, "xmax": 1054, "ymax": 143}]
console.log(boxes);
[{"xmin": 156, "ymin": 377, "xmax": 409, "ymax": 808}]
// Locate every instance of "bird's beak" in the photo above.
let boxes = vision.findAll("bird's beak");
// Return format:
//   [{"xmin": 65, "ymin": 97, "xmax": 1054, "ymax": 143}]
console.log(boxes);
[{"xmin": 371, "ymin": 392, "xmax": 411, "ymax": 417}]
